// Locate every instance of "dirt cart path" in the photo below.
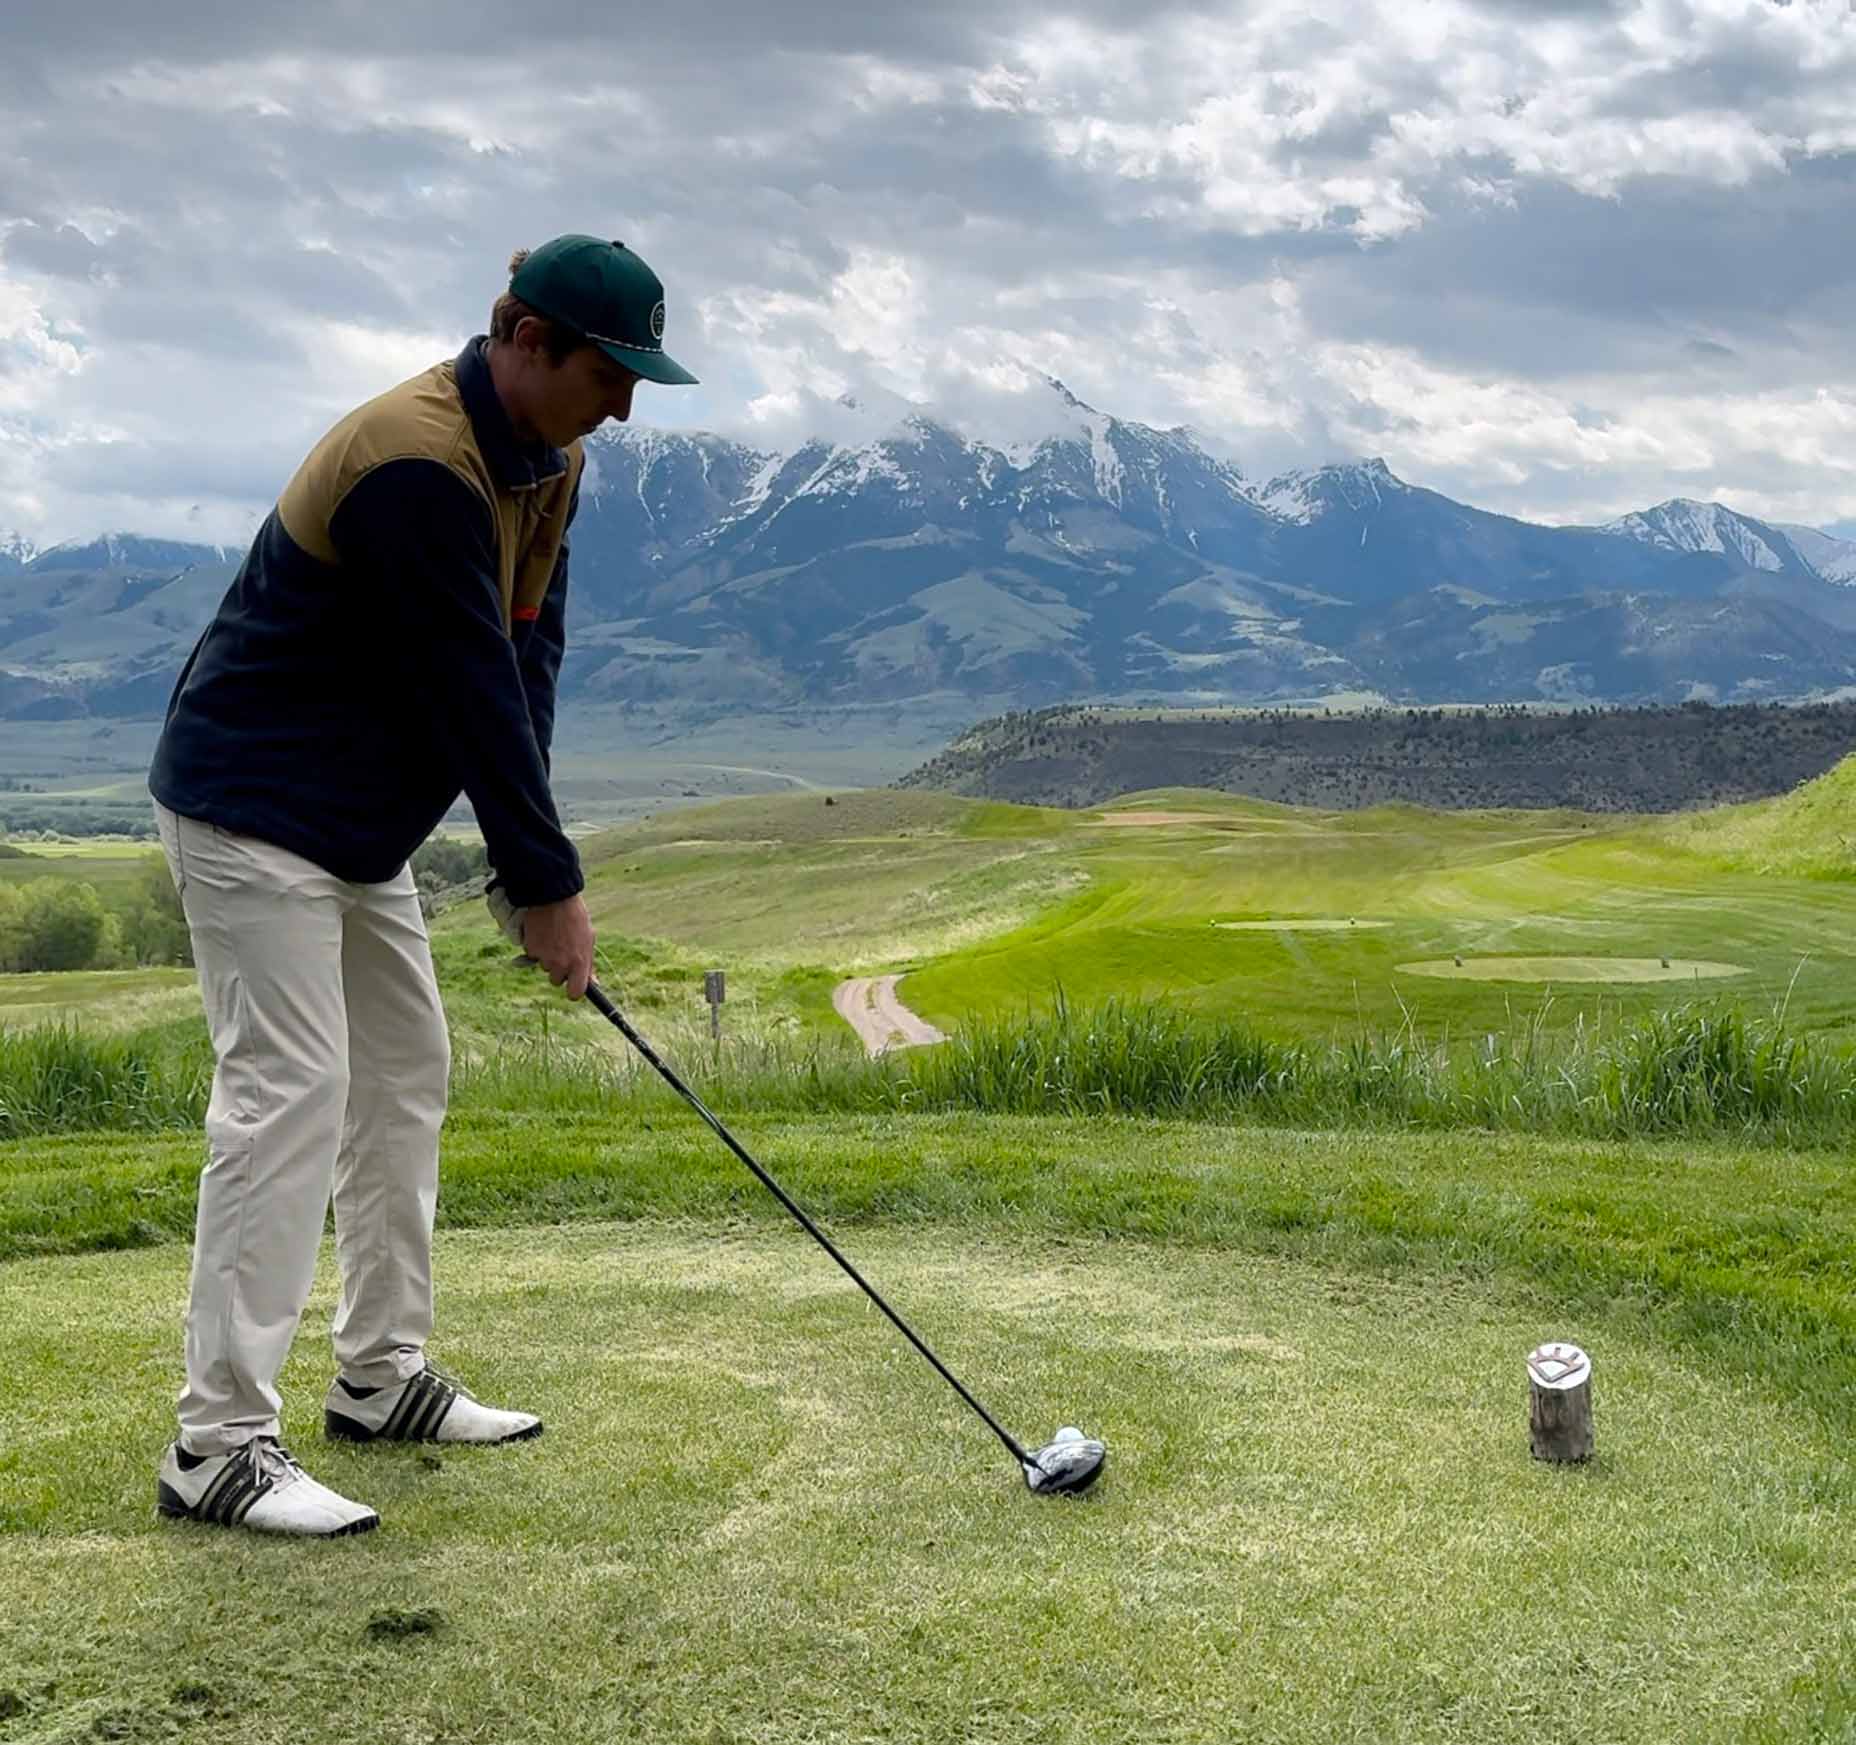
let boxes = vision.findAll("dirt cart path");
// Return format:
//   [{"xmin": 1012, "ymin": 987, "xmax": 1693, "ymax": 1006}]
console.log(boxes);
[{"xmin": 832, "ymin": 975, "xmax": 948, "ymax": 1057}]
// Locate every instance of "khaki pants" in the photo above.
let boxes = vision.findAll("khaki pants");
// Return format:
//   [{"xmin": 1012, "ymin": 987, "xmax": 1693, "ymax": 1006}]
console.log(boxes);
[{"xmin": 154, "ymin": 803, "xmax": 450, "ymax": 1454}]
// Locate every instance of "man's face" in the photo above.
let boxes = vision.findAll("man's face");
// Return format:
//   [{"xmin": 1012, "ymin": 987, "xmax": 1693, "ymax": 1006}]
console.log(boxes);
[{"xmin": 528, "ymin": 343, "xmax": 640, "ymax": 447}]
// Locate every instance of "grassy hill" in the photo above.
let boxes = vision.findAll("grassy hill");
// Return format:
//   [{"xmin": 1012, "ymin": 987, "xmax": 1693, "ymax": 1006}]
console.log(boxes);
[
  {"xmin": 1661, "ymin": 753, "xmax": 1856, "ymax": 880},
  {"xmin": 6, "ymin": 771, "xmax": 1851, "ymax": 1065},
  {"xmin": 428, "ymin": 788, "xmax": 1081, "ymax": 1051}
]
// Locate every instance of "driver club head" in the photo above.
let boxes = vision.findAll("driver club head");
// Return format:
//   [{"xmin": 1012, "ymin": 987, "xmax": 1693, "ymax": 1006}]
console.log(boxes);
[{"xmin": 1023, "ymin": 1425, "xmax": 1107, "ymax": 1496}]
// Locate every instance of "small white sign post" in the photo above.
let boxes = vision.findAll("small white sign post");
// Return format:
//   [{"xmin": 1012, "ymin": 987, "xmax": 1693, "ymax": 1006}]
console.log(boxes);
[{"xmin": 704, "ymin": 969, "xmax": 726, "ymax": 1052}]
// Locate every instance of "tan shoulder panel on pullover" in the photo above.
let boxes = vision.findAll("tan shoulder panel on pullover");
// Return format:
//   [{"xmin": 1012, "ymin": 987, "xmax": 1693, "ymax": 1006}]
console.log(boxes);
[
  {"xmin": 276, "ymin": 361, "xmax": 492, "ymax": 564},
  {"xmin": 275, "ymin": 361, "xmax": 581, "ymax": 635}
]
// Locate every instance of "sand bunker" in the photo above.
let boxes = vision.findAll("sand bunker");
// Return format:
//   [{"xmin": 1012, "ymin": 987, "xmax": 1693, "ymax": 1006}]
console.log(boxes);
[
  {"xmin": 1214, "ymin": 919, "xmax": 1389, "ymax": 932},
  {"xmin": 1399, "ymin": 956, "xmax": 1749, "ymax": 984}
]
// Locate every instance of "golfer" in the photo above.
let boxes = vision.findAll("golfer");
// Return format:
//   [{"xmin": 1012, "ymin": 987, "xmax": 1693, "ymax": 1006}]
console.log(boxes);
[{"xmin": 147, "ymin": 236, "xmax": 698, "ymax": 1536}]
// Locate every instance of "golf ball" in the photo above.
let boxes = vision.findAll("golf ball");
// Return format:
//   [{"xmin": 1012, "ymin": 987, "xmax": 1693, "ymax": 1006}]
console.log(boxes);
[{"xmin": 1054, "ymin": 1426, "xmax": 1085, "ymax": 1443}]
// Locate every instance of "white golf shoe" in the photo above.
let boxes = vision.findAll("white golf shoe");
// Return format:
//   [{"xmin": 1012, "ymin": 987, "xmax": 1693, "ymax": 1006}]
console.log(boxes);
[
  {"xmin": 323, "ymin": 1360, "xmax": 542, "ymax": 1445},
  {"xmin": 157, "ymin": 1437, "xmax": 380, "ymax": 1537}
]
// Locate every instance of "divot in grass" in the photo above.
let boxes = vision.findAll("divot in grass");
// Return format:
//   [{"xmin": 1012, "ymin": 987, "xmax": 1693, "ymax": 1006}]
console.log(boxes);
[{"xmin": 364, "ymin": 1608, "xmax": 445, "ymax": 1643}]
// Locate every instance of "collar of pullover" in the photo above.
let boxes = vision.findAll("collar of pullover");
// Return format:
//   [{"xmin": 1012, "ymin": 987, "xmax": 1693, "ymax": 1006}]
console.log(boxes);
[{"xmin": 455, "ymin": 337, "xmax": 570, "ymax": 493}]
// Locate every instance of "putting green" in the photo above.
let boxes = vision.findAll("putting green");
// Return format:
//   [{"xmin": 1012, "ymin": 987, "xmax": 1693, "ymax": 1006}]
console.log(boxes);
[{"xmin": 1399, "ymin": 956, "xmax": 1749, "ymax": 983}]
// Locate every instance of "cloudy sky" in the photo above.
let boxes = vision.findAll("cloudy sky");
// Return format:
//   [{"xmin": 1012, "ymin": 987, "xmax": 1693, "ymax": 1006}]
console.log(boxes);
[{"xmin": 3, "ymin": 0, "xmax": 1854, "ymax": 548}]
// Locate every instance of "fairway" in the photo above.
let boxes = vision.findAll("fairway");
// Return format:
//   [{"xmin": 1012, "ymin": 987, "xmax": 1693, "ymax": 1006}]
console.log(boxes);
[
  {"xmin": 1214, "ymin": 918, "xmax": 1390, "ymax": 931},
  {"xmin": 3, "ymin": 1221, "xmax": 1850, "ymax": 1744},
  {"xmin": 899, "ymin": 792, "xmax": 1856, "ymax": 1047},
  {"xmin": 501, "ymin": 775, "xmax": 1856, "ymax": 1055},
  {"xmin": 0, "ymin": 966, "xmax": 198, "ymax": 1030}
]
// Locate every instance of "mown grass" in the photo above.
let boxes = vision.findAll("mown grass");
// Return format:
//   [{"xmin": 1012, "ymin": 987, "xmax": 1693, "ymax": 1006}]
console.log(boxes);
[
  {"xmin": 4, "ymin": 776, "xmax": 1854, "ymax": 1742},
  {"xmin": 900, "ymin": 818, "xmax": 1856, "ymax": 1050},
  {"xmin": 5, "ymin": 1100, "xmax": 1852, "ymax": 1438},
  {"xmin": 4, "ymin": 1224, "xmax": 1851, "ymax": 1744}
]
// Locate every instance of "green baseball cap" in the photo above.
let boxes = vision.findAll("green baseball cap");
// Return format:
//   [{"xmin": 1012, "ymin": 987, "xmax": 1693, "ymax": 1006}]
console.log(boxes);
[{"xmin": 510, "ymin": 234, "xmax": 699, "ymax": 386}]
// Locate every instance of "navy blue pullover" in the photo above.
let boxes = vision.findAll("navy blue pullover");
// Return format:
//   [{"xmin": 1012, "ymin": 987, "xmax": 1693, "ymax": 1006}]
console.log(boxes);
[{"xmin": 149, "ymin": 340, "xmax": 584, "ymax": 909}]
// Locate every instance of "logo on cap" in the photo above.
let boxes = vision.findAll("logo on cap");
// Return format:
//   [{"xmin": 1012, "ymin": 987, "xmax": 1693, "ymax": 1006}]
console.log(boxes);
[{"xmin": 650, "ymin": 301, "xmax": 666, "ymax": 342}]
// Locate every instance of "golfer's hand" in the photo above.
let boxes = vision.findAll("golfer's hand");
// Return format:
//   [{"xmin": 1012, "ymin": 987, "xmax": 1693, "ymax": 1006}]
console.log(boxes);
[{"xmin": 521, "ymin": 894, "xmax": 596, "ymax": 1000}]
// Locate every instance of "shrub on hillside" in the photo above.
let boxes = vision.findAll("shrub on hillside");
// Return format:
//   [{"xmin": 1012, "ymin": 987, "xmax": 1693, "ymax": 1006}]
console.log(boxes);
[
  {"xmin": 116, "ymin": 858, "xmax": 192, "ymax": 968},
  {"xmin": 411, "ymin": 835, "xmax": 489, "ymax": 914},
  {"xmin": 10, "ymin": 879, "xmax": 112, "ymax": 972}
]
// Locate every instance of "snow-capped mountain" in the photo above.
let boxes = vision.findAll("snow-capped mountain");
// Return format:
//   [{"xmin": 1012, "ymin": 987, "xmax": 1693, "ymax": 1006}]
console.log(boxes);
[
  {"xmin": 555, "ymin": 396, "xmax": 1856, "ymax": 707},
  {"xmin": 0, "ymin": 532, "xmax": 35, "ymax": 574},
  {"xmin": 29, "ymin": 532, "xmax": 234, "ymax": 572},
  {"xmin": 4, "ymin": 380, "xmax": 1856, "ymax": 717},
  {"xmin": 1778, "ymin": 523, "xmax": 1856, "ymax": 586},
  {"xmin": 1600, "ymin": 500, "xmax": 1814, "ymax": 577},
  {"xmin": 1252, "ymin": 457, "xmax": 1409, "ymax": 525}
]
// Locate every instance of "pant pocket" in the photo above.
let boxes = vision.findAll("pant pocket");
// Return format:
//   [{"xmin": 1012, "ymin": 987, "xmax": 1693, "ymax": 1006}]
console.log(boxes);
[{"xmin": 153, "ymin": 802, "xmax": 188, "ymax": 897}]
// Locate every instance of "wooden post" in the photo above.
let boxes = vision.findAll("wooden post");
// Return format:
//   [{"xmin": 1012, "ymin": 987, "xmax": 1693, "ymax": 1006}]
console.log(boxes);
[
  {"xmin": 1526, "ymin": 1342, "xmax": 1594, "ymax": 1463},
  {"xmin": 704, "ymin": 970, "xmax": 726, "ymax": 1053}
]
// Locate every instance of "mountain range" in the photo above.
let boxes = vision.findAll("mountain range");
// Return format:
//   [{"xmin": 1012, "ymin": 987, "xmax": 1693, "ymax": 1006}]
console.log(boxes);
[{"xmin": 4, "ymin": 375, "xmax": 1856, "ymax": 721}]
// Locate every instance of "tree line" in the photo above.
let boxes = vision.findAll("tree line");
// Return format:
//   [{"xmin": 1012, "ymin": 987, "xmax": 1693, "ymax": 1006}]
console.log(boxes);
[{"xmin": 0, "ymin": 835, "xmax": 491, "ymax": 974}]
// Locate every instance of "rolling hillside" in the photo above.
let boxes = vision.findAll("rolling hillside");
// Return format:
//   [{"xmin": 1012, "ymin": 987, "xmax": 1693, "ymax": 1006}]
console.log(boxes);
[{"xmin": 1661, "ymin": 752, "xmax": 1856, "ymax": 878}]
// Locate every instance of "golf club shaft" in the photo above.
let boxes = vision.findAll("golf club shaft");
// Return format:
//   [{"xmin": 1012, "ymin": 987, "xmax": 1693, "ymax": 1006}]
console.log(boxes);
[{"xmin": 583, "ymin": 978, "xmax": 1034, "ymax": 1468}]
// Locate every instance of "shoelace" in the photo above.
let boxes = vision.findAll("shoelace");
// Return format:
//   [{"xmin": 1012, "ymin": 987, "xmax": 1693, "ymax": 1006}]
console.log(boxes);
[
  {"xmin": 242, "ymin": 1436, "xmax": 302, "ymax": 1494},
  {"xmin": 421, "ymin": 1361, "xmax": 478, "ymax": 1402}
]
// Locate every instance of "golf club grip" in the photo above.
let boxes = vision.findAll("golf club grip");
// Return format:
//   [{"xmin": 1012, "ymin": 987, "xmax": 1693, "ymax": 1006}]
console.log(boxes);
[{"xmin": 582, "ymin": 978, "xmax": 1033, "ymax": 1466}]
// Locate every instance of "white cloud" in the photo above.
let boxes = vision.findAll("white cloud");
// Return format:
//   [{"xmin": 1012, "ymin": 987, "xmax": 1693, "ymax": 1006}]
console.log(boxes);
[{"xmin": 4, "ymin": 0, "xmax": 1856, "ymax": 542}]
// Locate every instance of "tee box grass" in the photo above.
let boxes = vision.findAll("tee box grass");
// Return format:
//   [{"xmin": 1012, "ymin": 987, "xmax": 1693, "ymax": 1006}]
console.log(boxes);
[{"xmin": 3, "ymin": 1120, "xmax": 1853, "ymax": 1743}]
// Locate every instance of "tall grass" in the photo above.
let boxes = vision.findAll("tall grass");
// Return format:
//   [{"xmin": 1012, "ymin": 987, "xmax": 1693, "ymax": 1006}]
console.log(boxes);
[
  {"xmin": 449, "ymin": 1010, "xmax": 880, "ymax": 1116},
  {"xmin": 0, "ymin": 1021, "xmax": 211, "ymax": 1137},
  {"xmin": 904, "ymin": 993, "xmax": 1856, "ymax": 1144},
  {"xmin": 1, "ymin": 997, "xmax": 1850, "ymax": 1145}
]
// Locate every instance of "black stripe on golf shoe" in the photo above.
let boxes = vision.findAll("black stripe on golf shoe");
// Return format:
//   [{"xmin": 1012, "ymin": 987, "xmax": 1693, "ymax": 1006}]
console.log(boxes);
[
  {"xmin": 212, "ymin": 1469, "xmax": 267, "ymax": 1526},
  {"xmin": 329, "ymin": 1367, "xmax": 460, "ymax": 1443},
  {"xmin": 379, "ymin": 1388, "xmax": 418, "ymax": 1440},
  {"xmin": 408, "ymin": 1375, "xmax": 457, "ymax": 1440},
  {"xmin": 199, "ymin": 1455, "xmax": 262, "ymax": 1524},
  {"xmin": 158, "ymin": 1441, "xmax": 276, "ymax": 1526}
]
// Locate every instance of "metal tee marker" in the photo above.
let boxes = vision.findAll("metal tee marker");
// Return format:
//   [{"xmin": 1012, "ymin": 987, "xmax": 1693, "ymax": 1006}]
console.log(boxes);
[
  {"xmin": 582, "ymin": 976, "xmax": 1106, "ymax": 1496},
  {"xmin": 1527, "ymin": 1342, "xmax": 1594, "ymax": 1463}
]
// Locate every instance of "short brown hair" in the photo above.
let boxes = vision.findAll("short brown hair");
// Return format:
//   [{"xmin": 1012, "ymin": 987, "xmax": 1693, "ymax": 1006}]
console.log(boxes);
[{"xmin": 489, "ymin": 248, "xmax": 585, "ymax": 363}]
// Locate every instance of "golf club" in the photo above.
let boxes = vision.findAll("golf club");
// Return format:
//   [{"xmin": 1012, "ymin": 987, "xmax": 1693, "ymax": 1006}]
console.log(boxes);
[{"xmin": 583, "ymin": 977, "xmax": 1106, "ymax": 1496}]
